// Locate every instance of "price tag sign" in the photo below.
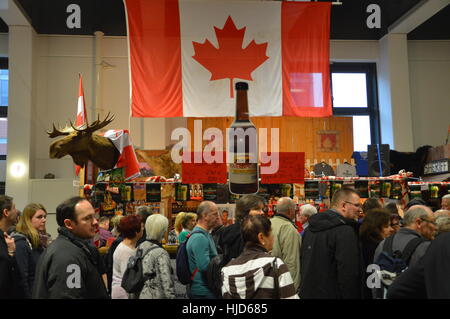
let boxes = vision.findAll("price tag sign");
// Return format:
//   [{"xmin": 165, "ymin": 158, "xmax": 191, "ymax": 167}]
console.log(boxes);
[
  {"xmin": 182, "ymin": 152, "xmax": 227, "ymax": 184},
  {"xmin": 260, "ymin": 152, "xmax": 305, "ymax": 184}
]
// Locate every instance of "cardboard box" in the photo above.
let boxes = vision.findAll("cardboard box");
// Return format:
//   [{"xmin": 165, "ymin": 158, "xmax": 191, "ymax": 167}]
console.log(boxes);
[{"xmin": 428, "ymin": 144, "xmax": 450, "ymax": 161}]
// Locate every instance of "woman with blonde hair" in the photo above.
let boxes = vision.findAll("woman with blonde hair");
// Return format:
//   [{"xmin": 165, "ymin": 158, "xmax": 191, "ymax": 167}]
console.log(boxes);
[
  {"xmin": 12, "ymin": 203, "xmax": 48, "ymax": 298},
  {"xmin": 167, "ymin": 212, "xmax": 186, "ymax": 244},
  {"xmin": 110, "ymin": 214, "xmax": 124, "ymax": 237},
  {"xmin": 174, "ymin": 212, "xmax": 187, "ymax": 236}
]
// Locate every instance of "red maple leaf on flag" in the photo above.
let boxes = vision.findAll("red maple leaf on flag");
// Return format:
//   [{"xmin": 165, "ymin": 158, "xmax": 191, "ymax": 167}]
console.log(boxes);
[{"xmin": 192, "ymin": 16, "xmax": 269, "ymax": 98}]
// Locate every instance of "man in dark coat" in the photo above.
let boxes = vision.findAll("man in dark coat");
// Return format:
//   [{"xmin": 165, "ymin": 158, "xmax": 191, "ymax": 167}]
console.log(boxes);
[
  {"xmin": 218, "ymin": 195, "xmax": 265, "ymax": 265},
  {"xmin": 33, "ymin": 196, "xmax": 109, "ymax": 299},
  {"xmin": 387, "ymin": 231, "xmax": 450, "ymax": 299},
  {"xmin": 0, "ymin": 195, "xmax": 22, "ymax": 299},
  {"xmin": 300, "ymin": 188, "xmax": 363, "ymax": 299}
]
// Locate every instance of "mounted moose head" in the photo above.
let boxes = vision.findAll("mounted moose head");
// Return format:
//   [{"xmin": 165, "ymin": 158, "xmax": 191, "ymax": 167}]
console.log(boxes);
[{"xmin": 47, "ymin": 113, "xmax": 120, "ymax": 170}]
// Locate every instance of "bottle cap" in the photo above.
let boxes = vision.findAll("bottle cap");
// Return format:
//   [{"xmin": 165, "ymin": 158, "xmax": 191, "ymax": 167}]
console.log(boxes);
[{"xmin": 235, "ymin": 82, "xmax": 248, "ymax": 90}]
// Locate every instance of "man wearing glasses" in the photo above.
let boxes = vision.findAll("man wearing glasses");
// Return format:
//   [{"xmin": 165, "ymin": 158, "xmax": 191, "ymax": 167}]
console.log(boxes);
[
  {"xmin": 373, "ymin": 205, "xmax": 436, "ymax": 269},
  {"xmin": 300, "ymin": 188, "xmax": 363, "ymax": 299}
]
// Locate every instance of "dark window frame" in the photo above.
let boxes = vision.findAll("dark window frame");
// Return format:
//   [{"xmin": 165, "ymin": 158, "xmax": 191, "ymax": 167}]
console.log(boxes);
[
  {"xmin": 330, "ymin": 62, "xmax": 381, "ymax": 145},
  {"xmin": 0, "ymin": 57, "xmax": 7, "ymax": 163}
]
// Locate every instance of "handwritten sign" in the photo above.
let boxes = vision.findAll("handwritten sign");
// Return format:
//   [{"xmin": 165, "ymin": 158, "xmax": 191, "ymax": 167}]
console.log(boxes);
[
  {"xmin": 182, "ymin": 152, "xmax": 227, "ymax": 184},
  {"xmin": 260, "ymin": 152, "xmax": 305, "ymax": 184}
]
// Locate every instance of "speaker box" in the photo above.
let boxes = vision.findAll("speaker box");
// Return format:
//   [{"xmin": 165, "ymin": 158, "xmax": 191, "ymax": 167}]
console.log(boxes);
[{"xmin": 368, "ymin": 144, "xmax": 390, "ymax": 177}]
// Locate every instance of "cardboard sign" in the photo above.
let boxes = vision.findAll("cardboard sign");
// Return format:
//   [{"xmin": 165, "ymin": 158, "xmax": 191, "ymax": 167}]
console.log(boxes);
[
  {"xmin": 182, "ymin": 152, "xmax": 227, "ymax": 184},
  {"xmin": 260, "ymin": 152, "xmax": 305, "ymax": 184}
]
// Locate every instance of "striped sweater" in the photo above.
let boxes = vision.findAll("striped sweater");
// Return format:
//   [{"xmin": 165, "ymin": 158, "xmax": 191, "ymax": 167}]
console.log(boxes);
[{"xmin": 221, "ymin": 243, "xmax": 299, "ymax": 299}]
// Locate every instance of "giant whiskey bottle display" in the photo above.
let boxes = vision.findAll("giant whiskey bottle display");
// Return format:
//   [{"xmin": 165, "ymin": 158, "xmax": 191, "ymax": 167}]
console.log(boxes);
[{"xmin": 228, "ymin": 82, "xmax": 259, "ymax": 194}]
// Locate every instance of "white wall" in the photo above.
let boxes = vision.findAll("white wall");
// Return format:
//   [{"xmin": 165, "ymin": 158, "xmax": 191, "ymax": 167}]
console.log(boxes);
[
  {"xmin": 6, "ymin": 25, "xmax": 36, "ymax": 211},
  {"xmin": 331, "ymin": 38, "xmax": 450, "ymax": 151},
  {"xmin": 408, "ymin": 40, "xmax": 450, "ymax": 149},
  {"xmin": 35, "ymin": 35, "xmax": 128, "ymax": 179},
  {"xmin": 34, "ymin": 35, "xmax": 180, "ymax": 179},
  {"xmin": 330, "ymin": 40, "xmax": 379, "ymax": 62},
  {"xmin": 29, "ymin": 179, "xmax": 78, "ymax": 239},
  {"xmin": 378, "ymin": 34, "xmax": 415, "ymax": 152}
]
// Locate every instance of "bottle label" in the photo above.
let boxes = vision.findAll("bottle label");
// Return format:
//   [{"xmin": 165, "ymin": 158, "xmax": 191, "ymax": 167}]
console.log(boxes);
[
  {"xmin": 229, "ymin": 163, "xmax": 258, "ymax": 184},
  {"xmin": 229, "ymin": 153, "xmax": 258, "ymax": 184}
]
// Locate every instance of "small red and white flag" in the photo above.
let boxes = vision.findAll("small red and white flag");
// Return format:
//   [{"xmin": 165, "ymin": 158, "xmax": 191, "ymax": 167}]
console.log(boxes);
[
  {"xmin": 103, "ymin": 129, "xmax": 141, "ymax": 181},
  {"xmin": 75, "ymin": 74, "xmax": 88, "ymax": 176},
  {"xmin": 76, "ymin": 74, "xmax": 88, "ymax": 127},
  {"xmin": 124, "ymin": 0, "xmax": 332, "ymax": 118}
]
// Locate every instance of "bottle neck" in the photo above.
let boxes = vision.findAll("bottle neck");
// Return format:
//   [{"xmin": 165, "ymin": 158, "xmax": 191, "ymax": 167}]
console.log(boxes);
[{"xmin": 235, "ymin": 89, "xmax": 249, "ymax": 121}]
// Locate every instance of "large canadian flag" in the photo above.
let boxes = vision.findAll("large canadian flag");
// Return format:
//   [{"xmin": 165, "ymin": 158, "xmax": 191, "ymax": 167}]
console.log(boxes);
[{"xmin": 124, "ymin": 0, "xmax": 331, "ymax": 118}]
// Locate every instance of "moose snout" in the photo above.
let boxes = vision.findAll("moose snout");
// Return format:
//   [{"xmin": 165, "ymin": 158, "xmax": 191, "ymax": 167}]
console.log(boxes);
[{"xmin": 49, "ymin": 141, "xmax": 65, "ymax": 159}]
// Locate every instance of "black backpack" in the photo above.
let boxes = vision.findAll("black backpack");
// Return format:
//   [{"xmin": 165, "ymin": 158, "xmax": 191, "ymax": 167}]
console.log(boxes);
[
  {"xmin": 374, "ymin": 233, "xmax": 426, "ymax": 288},
  {"xmin": 176, "ymin": 230, "xmax": 203, "ymax": 285},
  {"xmin": 121, "ymin": 245, "xmax": 160, "ymax": 294}
]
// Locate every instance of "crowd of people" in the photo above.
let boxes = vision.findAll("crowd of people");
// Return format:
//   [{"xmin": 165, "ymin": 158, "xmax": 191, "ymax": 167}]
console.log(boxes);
[{"xmin": 0, "ymin": 191, "xmax": 449, "ymax": 299}]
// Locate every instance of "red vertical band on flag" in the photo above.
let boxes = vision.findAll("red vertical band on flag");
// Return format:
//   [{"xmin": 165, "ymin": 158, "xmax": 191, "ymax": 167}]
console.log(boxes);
[
  {"xmin": 125, "ymin": 0, "xmax": 183, "ymax": 117},
  {"xmin": 75, "ymin": 74, "xmax": 87, "ymax": 176},
  {"xmin": 282, "ymin": 2, "xmax": 332, "ymax": 117},
  {"xmin": 76, "ymin": 74, "xmax": 88, "ymax": 127}
]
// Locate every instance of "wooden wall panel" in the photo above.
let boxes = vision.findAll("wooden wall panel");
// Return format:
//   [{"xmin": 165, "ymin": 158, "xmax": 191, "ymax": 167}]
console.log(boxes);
[{"xmin": 187, "ymin": 116, "xmax": 354, "ymax": 171}]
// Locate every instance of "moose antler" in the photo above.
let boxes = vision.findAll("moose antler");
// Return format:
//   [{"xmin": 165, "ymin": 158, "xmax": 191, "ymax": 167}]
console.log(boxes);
[
  {"xmin": 47, "ymin": 123, "xmax": 73, "ymax": 138},
  {"xmin": 70, "ymin": 112, "xmax": 114, "ymax": 133}
]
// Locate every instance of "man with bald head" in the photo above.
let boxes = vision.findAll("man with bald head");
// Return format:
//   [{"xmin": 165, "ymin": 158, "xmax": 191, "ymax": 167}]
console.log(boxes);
[
  {"xmin": 374, "ymin": 205, "xmax": 435, "ymax": 269},
  {"xmin": 300, "ymin": 188, "xmax": 363, "ymax": 299},
  {"xmin": 186, "ymin": 201, "xmax": 221, "ymax": 299},
  {"xmin": 270, "ymin": 197, "xmax": 302, "ymax": 291},
  {"xmin": 434, "ymin": 209, "xmax": 450, "ymax": 218}
]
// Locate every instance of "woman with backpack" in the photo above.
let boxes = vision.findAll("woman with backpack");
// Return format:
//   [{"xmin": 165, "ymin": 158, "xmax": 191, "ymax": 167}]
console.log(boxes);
[
  {"xmin": 111, "ymin": 215, "xmax": 143, "ymax": 299},
  {"xmin": 359, "ymin": 208, "xmax": 393, "ymax": 299},
  {"xmin": 138, "ymin": 214, "xmax": 175, "ymax": 299},
  {"xmin": 221, "ymin": 215, "xmax": 299, "ymax": 299},
  {"xmin": 11, "ymin": 203, "xmax": 48, "ymax": 298}
]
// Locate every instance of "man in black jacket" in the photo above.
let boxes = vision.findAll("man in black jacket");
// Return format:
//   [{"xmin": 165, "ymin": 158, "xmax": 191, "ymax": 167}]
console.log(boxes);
[
  {"xmin": 0, "ymin": 195, "xmax": 22, "ymax": 299},
  {"xmin": 300, "ymin": 188, "xmax": 362, "ymax": 299},
  {"xmin": 387, "ymin": 231, "xmax": 450, "ymax": 299},
  {"xmin": 218, "ymin": 195, "xmax": 265, "ymax": 265},
  {"xmin": 33, "ymin": 196, "xmax": 109, "ymax": 299}
]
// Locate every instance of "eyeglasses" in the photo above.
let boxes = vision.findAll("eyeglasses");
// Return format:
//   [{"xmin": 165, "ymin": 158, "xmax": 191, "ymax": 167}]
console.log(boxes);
[
  {"xmin": 344, "ymin": 201, "xmax": 362, "ymax": 209},
  {"xmin": 420, "ymin": 218, "xmax": 437, "ymax": 226}
]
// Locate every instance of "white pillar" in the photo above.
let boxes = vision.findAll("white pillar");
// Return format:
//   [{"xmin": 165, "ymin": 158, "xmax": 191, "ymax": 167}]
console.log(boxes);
[
  {"xmin": 5, "ymin": 25, "xmax": 35, "ymax": 210},
  {"xmin": 94, "ymin": 31, "xmax": 104, "ymax": 120},
  {"xmin": 378, "ymin": 33, "xmax": 414, "ymax": 152}
]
